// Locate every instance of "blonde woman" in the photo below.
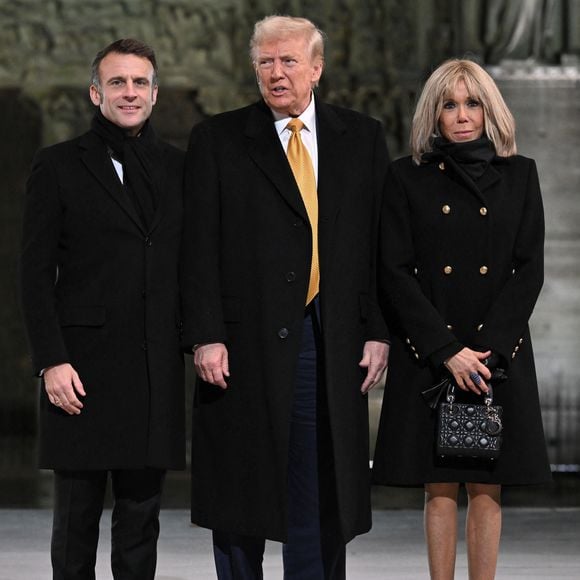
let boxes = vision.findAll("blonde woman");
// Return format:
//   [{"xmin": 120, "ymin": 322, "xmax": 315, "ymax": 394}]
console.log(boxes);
[{"xmin": 373, "ymin": 59, "xmax": 551, "ymax": 579}]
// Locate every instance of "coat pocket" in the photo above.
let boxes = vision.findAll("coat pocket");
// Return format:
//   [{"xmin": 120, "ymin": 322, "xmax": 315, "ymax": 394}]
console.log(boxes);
[{"xmin": 58, "ymin": 305, "xmax": 106, "ymax": 327}]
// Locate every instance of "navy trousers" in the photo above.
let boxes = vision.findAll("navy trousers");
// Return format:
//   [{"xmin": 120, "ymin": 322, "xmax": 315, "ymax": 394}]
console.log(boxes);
[
  {"xmin": 51, "ymin": 468, "xmax": 165, "ymax": 580},
  {"xmin": 213, "ymin": 304, "xmax": 345, "ymax": 579}
]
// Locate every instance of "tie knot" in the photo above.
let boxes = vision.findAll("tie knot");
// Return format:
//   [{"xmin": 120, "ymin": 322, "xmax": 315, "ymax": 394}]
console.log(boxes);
[{"xmin": 286, "ymin": 118, "xmax": 305, "ymax": 133}]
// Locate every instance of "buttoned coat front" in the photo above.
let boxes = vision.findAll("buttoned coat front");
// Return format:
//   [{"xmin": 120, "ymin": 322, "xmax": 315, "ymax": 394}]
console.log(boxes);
[
  {"xmin": 20, "ymin": 130, "xmax": 185, "ymax": 471},
  {"xmin": 181, "ymin": 98, "xmax": 389, "ymax": 542},
  {"xmin": 372, "ymin": 154, "xmax": 551, "ymax": 485}
]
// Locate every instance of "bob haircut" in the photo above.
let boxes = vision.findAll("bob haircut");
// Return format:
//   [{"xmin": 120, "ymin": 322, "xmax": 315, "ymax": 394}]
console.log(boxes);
[
  {"xmin": 410, "ymin": 59, "xmax": 516, "ymax": 164},
  {"xmin": 250, "ymin": 15, "xmax": 325, "ymax": 65}
]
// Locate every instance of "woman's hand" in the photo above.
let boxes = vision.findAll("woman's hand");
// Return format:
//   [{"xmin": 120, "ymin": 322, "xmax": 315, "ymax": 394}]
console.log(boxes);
[{"xmin": 444, "ymin": 347, "xmax": 492, "ymax": 394}]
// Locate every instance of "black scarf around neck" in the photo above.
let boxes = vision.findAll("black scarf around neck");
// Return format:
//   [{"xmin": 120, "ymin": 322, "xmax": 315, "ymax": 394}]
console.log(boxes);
[
  {"xmin": 90, "ymin": 109, "xmax": 161, "ymax": 228},
  {"xmin": 422, "ymin": 136, "xmax": 496, "ymax": 182}
]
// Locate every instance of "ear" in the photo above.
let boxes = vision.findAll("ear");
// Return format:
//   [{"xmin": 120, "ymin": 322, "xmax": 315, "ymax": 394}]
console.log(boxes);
[
  {"xmin": 311, "ymin": 59, "xmax": 323, "ymax": 85},
  {"xmin": 89, "ymin": 84, "xmax": 101, "ymax": 106},
  {"xmin": 151, "ymin": 84, "xmax": 159, "ymax": 106}
]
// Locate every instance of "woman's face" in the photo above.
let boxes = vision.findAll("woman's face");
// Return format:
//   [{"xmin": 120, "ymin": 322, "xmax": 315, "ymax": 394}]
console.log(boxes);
[{"xmin": 438, "ymin": 80, "xmax": 484, "ymax": 142}]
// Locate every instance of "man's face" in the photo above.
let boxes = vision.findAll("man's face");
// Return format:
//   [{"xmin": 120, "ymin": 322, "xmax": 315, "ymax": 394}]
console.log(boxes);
[
  {"xmin": 90, "ymin": 52, "xmax": 158, "ymax": 136},
  {"xmin": 254, "ymin": 35, "xmax": 323, "ymax": 117}
]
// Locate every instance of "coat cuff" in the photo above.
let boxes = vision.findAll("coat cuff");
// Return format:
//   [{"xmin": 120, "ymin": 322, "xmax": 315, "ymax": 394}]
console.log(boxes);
[{"xmin": 428, "ymin": 341, "xmax": 463, "ymax": 370}]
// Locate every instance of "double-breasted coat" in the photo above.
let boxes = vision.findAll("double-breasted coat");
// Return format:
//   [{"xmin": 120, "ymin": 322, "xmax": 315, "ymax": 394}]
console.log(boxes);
[
  {"xmin": 372, "ymin": 153, "xmax": 551, "ymax": 485},
  {"xmin": 181, "ymin": 98, "xmax": 389, "ymax": 542},
  {"xmin": 20, "ymin": 130, "xmax": 185, "ymax": 470}
]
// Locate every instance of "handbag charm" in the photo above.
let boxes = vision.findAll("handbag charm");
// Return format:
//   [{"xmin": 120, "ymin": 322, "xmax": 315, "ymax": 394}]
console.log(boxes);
[{"xmin": 437, "ymin": 382, "xmax": 503, "ymax": 460}]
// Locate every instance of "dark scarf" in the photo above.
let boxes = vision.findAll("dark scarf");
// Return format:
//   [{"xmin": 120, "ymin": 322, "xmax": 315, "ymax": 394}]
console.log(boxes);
[
  {"xmin": 422, "ymin": 136, "xmax": 496, "ymax": 182},
  {"xmin": 90, "ymin": 109, "xmax": 161, "ymax": 228}
]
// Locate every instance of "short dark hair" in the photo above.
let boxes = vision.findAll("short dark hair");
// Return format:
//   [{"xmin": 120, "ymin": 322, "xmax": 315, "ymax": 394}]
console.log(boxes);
[{"xmin": 91, "ymin": 38, "xmax": 158, "ymax": 90}]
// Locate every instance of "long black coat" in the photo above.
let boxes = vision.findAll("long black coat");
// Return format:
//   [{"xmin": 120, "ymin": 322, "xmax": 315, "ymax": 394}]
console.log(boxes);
[
  {"xmin": 372, "ymin": 154, "xmax": 551, "ymax": 485},
  {"xmin": 20, "ymin": 130, "xmax": 185, "ymax": 470},
  {"xmin": 181, "ymin": 98, "xmax": 389, "ymax": 542}
]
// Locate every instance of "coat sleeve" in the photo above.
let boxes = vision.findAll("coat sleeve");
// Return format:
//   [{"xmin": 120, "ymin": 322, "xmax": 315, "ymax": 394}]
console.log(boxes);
[
  {"xmin": 180, "ymin": 121, "xmax": 227, "ymax": 350},
  {"xmin": 379, "ymin": 162, "xmax": 461, "ymax": 364},
  {"xmin": 364, "ymin": 121, "xmax": 391, "ymax": 342},
  {"xmin": 476, "ymin": 159, "xmax": 544, "ymax": 365},
  {"xmin": 19, "ymin": 149, "xmax": 70, "ymax": 374}
]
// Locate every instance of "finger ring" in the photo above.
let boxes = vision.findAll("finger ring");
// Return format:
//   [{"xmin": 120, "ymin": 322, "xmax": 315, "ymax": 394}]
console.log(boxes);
[{"xmin": 469, "ymin": 372, "xmax": 482, "ymax": 385}]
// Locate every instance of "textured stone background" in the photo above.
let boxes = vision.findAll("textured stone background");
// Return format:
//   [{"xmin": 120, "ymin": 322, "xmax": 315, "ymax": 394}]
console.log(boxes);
[{"xmin": 1, "ymin": 0, "xmax": 579, "ymax": 497}]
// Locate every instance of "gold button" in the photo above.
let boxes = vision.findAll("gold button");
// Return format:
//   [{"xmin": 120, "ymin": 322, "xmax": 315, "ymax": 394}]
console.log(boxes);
[
  {"xmin": 444, "ymin": 266, "xmax": 453, "ymax": 275},
  {"xmin": 439, "ymin": 162, "xmax": 445, "ymax": 170},
  {"xmin": 512, "ymin": 268, "xmax": 516, "ymax": 275},
  {"xmin": 413, "ymin": 267, "xmax": 418, "ymax": 275},
  {"xmin": 479, "ymin": 266, "xmax": 488, "ymax": 275},
  {"xmin": 442, "ymin": 205, "xmax": 451, "ymax": 215},
  {"xmin": 480, "ymin": 207, "xmax": 488, "ymax": 216},
  {"xmin": 414, "ymin": 353, "xmax": 420, "ymax": 359},
  {"xmin": 406, "ymin": 338, "xmax": 411, "ymax": 345},
  {"xmin": 519, "ymin": 338, "xmax": 523, "ymax": 344},
  {"xmin": 514, "ymin": 346, "xmax": 519, "ymax": 352},
  {"xmin": 411, "ymin": 345, "xmax": 416, "ymax": 352},
  {"xmin": 446, "ymin": 324, "xmax": 453, "ymax": 330},
  {"xmin": 477, "ymin": 323, "xmax": 484, "ymax": 331},
  {"xmin": 512, "ymin": 352, "xmax": 516, "ymax": 359}
]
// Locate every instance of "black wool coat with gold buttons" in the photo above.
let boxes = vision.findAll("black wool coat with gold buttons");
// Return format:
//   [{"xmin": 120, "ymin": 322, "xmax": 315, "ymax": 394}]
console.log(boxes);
[{"xmin": 372, "ymin": 154, "xmax": 552, "ymax": 485}]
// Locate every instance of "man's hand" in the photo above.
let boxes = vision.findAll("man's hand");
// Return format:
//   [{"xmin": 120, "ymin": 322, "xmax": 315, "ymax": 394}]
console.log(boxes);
[
  {"xmin": 44, "ymin": 363, "xmax": 86, "ymax": 415},
  {"xmin": 194, "ymin": 343, "xmax": 230, "ymax": 389},
  {"xmin": 359, "ymin": 340, "xmax": 390, "ymax": 393}
]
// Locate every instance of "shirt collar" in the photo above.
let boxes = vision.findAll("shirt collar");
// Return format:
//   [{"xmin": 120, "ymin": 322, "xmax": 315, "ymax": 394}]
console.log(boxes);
[{"xmin": 272, "ymin": 93, "xmax": 317, "ymax": 137}]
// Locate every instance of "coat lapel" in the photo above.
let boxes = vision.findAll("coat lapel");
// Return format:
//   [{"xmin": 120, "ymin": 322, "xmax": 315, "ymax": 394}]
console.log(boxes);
[
  {"xmin": 315, "ymin": 99, "xmax": 347, "ymax": 263},
  {"xmin": 147, "ymin": 142, "xmax": 170, "ymax": 234},
  {"xmin": 244, "ymin": 101, "xmax": 308, "ymax": 222},
  {"xmin": 78, "ymin": 132, "xmax": 147, "ymax": 234},
  {"xmin": 443, "ymin": 156, "xmax": 502, "ymax": 206}
]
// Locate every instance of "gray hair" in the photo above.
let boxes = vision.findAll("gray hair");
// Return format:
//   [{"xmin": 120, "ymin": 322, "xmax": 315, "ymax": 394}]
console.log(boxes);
[{"xmin": 249, "ymin": 15, "xmax": 325, "ymax": 65}]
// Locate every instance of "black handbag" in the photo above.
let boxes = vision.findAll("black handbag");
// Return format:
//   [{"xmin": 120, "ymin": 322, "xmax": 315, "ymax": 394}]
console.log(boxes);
[{"xmin": 436, "ymin": 382, "xmax": 503, "ymax": 460}]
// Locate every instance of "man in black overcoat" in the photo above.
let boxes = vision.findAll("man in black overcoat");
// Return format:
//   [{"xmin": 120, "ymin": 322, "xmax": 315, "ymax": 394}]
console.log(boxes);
[
  {"xmin": 19, "ymin": 39, "xmax": 185, "ymax": 580},
  {"xmin": 181, "ymin": 15, "xmax": 389, "ymax": 579}
]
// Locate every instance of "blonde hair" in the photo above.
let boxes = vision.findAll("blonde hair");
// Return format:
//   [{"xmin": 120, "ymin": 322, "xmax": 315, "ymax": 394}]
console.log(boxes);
[
  {"xmin": 410, "ymin": 59, "xmax": 516, "ymax": 164},
  {"xmin": 250, "ymin": 15, "xmax": 325, "ymax": 65}
]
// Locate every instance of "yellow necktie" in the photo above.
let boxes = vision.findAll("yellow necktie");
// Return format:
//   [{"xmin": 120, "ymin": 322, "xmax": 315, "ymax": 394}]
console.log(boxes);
[{"xmin": 286, "ymin": 119, "xmax": 319, "ymax": 305}]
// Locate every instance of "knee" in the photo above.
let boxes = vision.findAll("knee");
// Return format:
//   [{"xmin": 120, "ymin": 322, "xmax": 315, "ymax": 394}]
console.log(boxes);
[
  {"xmin": 465, "ymin": 483, "xmax": 501, "ymax": 505},
  {"xmin": 425, "ymin": 483, "xmax": 460, "ymax": 503}
]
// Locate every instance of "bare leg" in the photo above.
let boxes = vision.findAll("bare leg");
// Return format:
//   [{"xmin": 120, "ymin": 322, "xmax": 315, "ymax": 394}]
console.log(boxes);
[
  {"xmin": 465, "ymin": 483, "xmax": 501, "ymax": 580},
  {"xmin": 424, "ymin": 483, "xmax": 460, "ymax": 580}
]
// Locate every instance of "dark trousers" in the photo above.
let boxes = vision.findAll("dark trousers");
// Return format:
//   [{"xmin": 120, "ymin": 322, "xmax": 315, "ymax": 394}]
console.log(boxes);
[
  {"xmin": 213, "ymin": 304, "xmax": 345, "ymax": 579},
  {"xmin": 51, "ymin": 468, "xmax": 165, "ymax": 580}
]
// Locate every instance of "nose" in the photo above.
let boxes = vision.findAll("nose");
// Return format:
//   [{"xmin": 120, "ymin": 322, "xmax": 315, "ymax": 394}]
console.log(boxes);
[
  {"xmin": 456, "ymin": 105, "xmax": 469, "ymax": 122},
  {"xmin": 270, "ymin": 59, "xmax": 284, "ymax": 79},
  {"xmin": 123, "ymin": 80, "xmax": 137, "ymax": 99}
]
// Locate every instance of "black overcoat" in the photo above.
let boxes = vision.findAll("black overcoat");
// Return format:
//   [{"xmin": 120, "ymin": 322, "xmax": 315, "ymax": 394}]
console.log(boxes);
[
  {"xmin": 20, "ymin": 130, "xmax": 185, "ymax": 470},
  {"xmin": 372, "ymin": 154, "xmax": 551, "ymax": 485},
  {"xmin": 181, "ymin": 98, "xmax": 389, "ymax": 542}
]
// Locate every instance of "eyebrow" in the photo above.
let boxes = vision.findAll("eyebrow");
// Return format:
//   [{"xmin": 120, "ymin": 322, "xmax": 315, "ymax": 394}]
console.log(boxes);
[{"xmin": 106, "ymin": 75, "xmax": 150, "ymax": 84}]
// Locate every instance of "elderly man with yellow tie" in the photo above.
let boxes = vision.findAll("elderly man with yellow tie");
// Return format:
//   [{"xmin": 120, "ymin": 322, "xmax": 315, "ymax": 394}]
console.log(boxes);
[{"xmin": 181, "ymin": 15, "xmax": 390, "ymax": 579}]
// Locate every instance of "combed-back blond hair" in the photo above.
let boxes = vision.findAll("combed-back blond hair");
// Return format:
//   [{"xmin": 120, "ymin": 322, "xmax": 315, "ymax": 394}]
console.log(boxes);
[
  {"xmin": 410, "ymin": 59, "xmax": 516, "ymax": 164},
  {"xmin": 250, "ymin": 15, "xmax": 325, "ymax": 65}
]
